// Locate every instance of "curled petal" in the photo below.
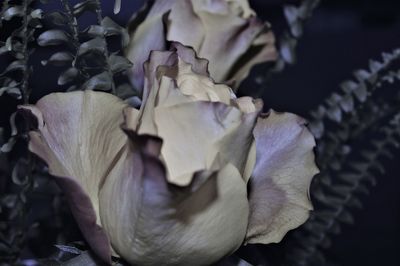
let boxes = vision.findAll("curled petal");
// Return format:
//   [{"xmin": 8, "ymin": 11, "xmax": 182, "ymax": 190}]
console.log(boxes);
[
  {"xmin": 126, "ymin": 0, "xmax": 172, "ymax": 91},
  {"xmin": 19, "ymin": 91, "xmax": 136, "ymax": 263},
  {"xmin": 154, "ymin": 101, "xmax": 256, "ymax": 185},
  {"xmin": 245, "ymin": 111, "xmax": 319, "ymax": 244},
  {"xmin": 99, "ymin": 130, "xmax": 249, "ymax": 265},
  {"xmin": 188, "ymin": 1, "xmax": 262, "ymax": 83}
]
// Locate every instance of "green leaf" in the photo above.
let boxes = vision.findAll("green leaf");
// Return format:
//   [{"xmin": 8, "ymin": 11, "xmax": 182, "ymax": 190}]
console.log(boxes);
[
  {"xmin": 109, "ymin": 54, "xmax": 132, "ymax": 74},
  {"xmin": 42, "ymin": 51, "xmax": 74, "ymax": 66},
  {"xmin": 83, "ymin": 25, "xmax": 105, "ymax": 38},
  {"xmin": 280, "ymin": 35, "xmax": 297, "ymax": 64},
  {"xmin": 1, "ymin": 6, "xmax": 24, "ymax": 21},
  {"xmin": 102, "ymin": 17, "xmax": 130, "ymax": 47},
  {"xmin": 0, "ymin": 87, "xmax": 21, "ymax": 99},
  {"xmin": 73, "ymin": 0, "xmax": 97, "ymax": 17},
  {"xmin": 77, "ymin": 38, "xmax": 105, "ymax": 56},
  {"xmin": 46, "ymin": 11, "xmax": 68, "ymax": 26},
  {"xmin": 12, "ymin": 158, "xmax": 30, "ymax": 186},
  {"xmin": 30, "ymin": 9, "xmax": 43, "ymax": 19},
  {"xmin": 0, "ymin": 60, "xmax": 26, "ymax": 76},
  {"xmin": 58, "ymin": 67, "xmax": 79, "ymax": 86},
  {"xmin": 37, "ymin": 30, "xmax": 70, "ymax": 46},
  {"xmin": 55, "ymin": 245, "xmax": 82, "ymax": 255},
  {"xmin": 1, "ymin": 136, "xmax": 16, "ymax": 153},
  {"xmin": 82, "ymin": 72, "xmax": 112, "ymax": 91}
]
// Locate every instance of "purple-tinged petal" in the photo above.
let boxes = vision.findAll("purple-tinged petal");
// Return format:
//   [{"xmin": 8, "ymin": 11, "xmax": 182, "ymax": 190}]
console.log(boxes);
[
  {"xmin": 245, "ymin": 110, "xmax": 319, "ymax": 244},
  {"xmin": 18, "ymin": 91, "xmax": 137, "ymax": 263},
  {"xmin": 226, "ymin": 23, "xmax": 278, "ymax": 89},
  {"xmin": 99, "ymin": 129, "xmax": 249, "ymax": 265},
  {"xmin": 125, "ymin": 0, "xmax": 176, "ymax": 92},
  {"xmin": 166, "ymin": 0, "xmax": 204, "ymax": 50}
]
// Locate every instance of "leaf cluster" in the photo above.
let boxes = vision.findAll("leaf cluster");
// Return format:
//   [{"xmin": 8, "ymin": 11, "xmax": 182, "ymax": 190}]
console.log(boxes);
[
  {"xmin": 38, "ymin": 0, "xmax": 132, "ymax": 95},
  {"xmin": 0, "ymin": 0, "xmax": 43, "ymax": 262}
]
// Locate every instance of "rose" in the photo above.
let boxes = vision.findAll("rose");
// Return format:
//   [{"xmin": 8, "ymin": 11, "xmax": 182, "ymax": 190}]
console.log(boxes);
[
  {"xmin": 20, "ymin": 43, "xmax": 318, "ymax": 265},
  {"xmin": 126, "ymin": 0, "xmax": 277, "ymax": 92}
]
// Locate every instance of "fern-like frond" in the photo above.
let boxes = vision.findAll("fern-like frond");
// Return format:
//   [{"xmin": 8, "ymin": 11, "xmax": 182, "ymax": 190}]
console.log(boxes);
[
  {"xmin": 281, "ymin": 49, "xmax": 400, "ymax": 266},
  {"xmin": 284, "ymin": 111, "xmax": 400, "ymax": 266}
]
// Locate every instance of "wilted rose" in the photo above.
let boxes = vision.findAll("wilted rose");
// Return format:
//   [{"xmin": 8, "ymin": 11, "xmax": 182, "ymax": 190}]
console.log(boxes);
[
  {"xmin": 20, "ymin": 43, "xmax": 317, "ymax": 265},
  {"xmin": 126, "ymin": 0, "xmax": 277, "ymax": 92}
]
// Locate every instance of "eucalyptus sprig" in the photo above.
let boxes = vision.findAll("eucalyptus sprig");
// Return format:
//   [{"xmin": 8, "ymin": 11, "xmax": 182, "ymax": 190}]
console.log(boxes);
[
  {"xmin": 281, "ymin": 49, "xmax": 400, "ymax": 265},
  {"xmin": 0, "ymin": 0, "xmax": 42, "ymax": 263},
  {"xmin": 38, "ymin": 0, "xmax": 131, "ymax": 95}
]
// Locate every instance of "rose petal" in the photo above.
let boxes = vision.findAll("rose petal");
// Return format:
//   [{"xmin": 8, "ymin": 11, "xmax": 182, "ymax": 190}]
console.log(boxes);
[
  {"xmin": 176, "ymin": 59, "xmax": 233, "ymax": 104},
  {"xmin": 126, "ymin": 0, "xmax": 171, "ymax": 92},
  {"xmin": 245, "ymin": 110, "xmax": 319, "ymax": 244},
  {"xmin": 99, "ymin": 130, "xmax": 249, "ymax": 265},
  {"xmin": 227, "ymin": 29, "xmax": 278, "ymax": 89},
  {"xmin": 154, "ymin": 101, "xmax": 256, "ymax": 186},
  {"xmin": 19, "ymin": 91, "xmax": 136, "ymax": 263},
  {"xmin": 127, "ymin": 0, "xmax": 277, "ymax": 89},
  {"xmin": 137, "ymin": 50, "xmax": 176, "ymax": 135},
  {"xmin": 166, "ymin": 0, "xmax": 204, "ymax": 50},
  {"xmin": 189, "ymin": 0, "xmax": 274, "ymax": 86}
]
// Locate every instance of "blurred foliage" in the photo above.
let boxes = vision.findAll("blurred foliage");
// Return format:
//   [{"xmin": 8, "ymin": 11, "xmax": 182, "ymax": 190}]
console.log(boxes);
[
  {"xmin": 281, "ymin": 49, "xmax": 400, "ymax": 265},
  {"xmin": 276, "ymin": 0, "xmax": 320, "ymax": 69}
]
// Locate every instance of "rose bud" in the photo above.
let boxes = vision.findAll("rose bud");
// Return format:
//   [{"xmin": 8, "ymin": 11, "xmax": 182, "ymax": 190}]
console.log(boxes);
[{"xmin": 19, "ymin": 43, "xmax": 317, "ymax": 265}]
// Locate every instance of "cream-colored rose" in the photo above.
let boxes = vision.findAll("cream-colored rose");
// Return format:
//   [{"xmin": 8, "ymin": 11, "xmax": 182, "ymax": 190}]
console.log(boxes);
[
  {"xmin": 20, "ymin": 44, "xmax": 317, "ymax": 265},
  {"xmin": 126, "ymin": 0, "xmax": 277, "ymax": 92}
]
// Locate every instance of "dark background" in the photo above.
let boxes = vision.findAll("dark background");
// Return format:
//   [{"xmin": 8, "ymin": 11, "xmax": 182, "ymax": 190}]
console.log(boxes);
[
  {"xmin": 2, "ymin": 0, "xmax": 400, "ymax": 265},
  {"xmin": 254, "ymin": 1, "xmax": 400, "ymax": 266}
]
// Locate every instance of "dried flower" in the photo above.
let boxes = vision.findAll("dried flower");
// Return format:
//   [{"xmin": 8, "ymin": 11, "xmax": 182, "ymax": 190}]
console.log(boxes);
[
  {"xmin": 126, "ymin": 0, "xmax": 277, "ymax": 92},
  {"xmin": 20, "ymin": 43, "xmax": 317, "ymax": 265}
]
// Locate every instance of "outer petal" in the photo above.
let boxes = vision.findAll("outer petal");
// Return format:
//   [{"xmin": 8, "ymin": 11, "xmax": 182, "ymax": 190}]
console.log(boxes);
[
  {"xmin": 166, "ymin": 0, "xmax": 204, "ymax": 50},
  {"xmin": 19, "ymin": 91, "xmax": 136, "ymax": 263},
  {"xmin": 126, "ymin": 0, "xmax": 175, "ymax": 91},
  {"xmin": 245, "ymin": 110, "xmax": 319, "ymax": 244},
  {"xmin": 99, "ymin": 130, "xmax": 249, "ymax": 266},
  {"xmin": 226, "ymin": 27, "xmax": 278, "ymax": 89},
  {"xmin": 189, "ymin": 0, "xmax": 276, "ymax": 86}
]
